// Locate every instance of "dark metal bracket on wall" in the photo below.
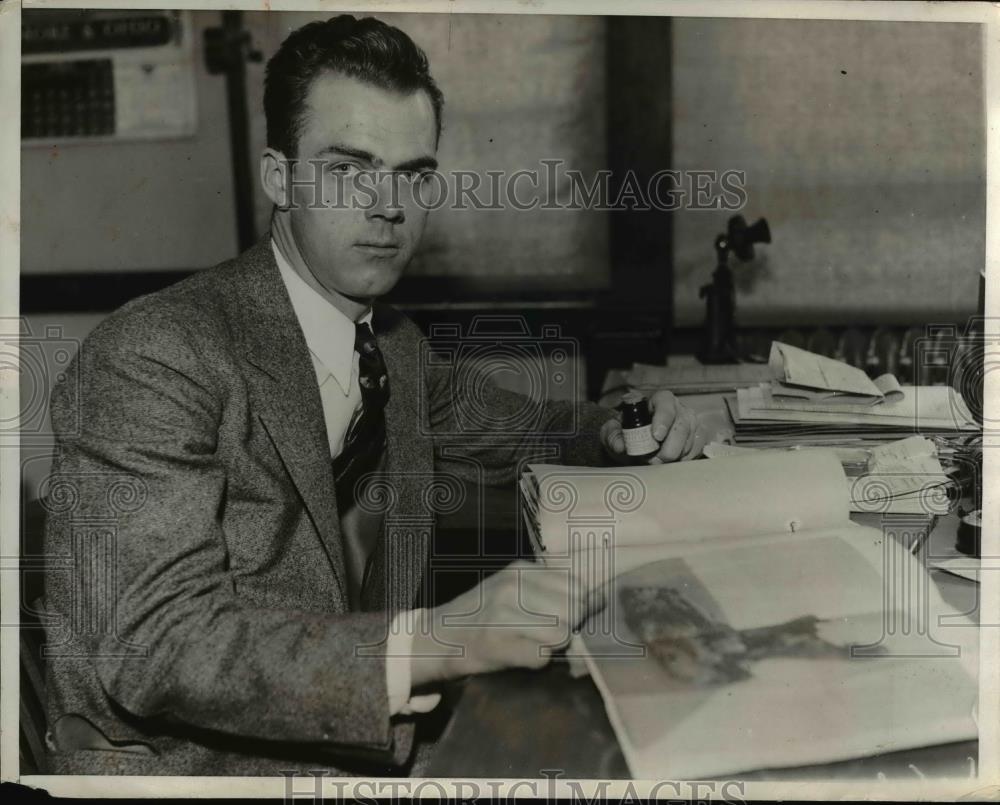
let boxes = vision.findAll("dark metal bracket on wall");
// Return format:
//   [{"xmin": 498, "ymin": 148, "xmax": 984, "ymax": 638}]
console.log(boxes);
[{"xmin": 204, "ymin": 10, "xmax": 261, "ymax": 253}]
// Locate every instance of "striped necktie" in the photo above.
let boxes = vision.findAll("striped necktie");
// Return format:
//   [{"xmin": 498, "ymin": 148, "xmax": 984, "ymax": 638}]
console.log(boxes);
[{"xmin": 332, "ymin": 322, "xmax": 389, "ymax": 606}]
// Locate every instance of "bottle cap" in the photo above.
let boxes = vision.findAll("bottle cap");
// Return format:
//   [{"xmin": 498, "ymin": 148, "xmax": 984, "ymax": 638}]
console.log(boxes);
[{"xmin": 619, "ymin": 392, "xmax": 652, "ymax": 430}]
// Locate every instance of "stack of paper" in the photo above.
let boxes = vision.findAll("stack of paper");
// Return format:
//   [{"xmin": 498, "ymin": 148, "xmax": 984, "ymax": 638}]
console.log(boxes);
[{"xmin": 729, "ymin": 383, "xmax": 978, "ymax": 450}]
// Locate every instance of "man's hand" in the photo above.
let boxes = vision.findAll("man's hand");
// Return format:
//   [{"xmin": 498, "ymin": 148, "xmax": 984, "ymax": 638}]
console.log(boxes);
[
  {"xmin": 408, "ymin": 561, "xmax": 598, "ymax": 687},
  {"xmin": 602, "ymin": 390, "xmax": 707, "ymax": 463}
]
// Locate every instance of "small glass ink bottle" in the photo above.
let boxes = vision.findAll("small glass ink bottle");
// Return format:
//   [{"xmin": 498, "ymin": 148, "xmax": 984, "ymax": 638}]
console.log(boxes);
[{"xmin": 618, "ymin": 391, "xmax": 659, "ymax": 461}]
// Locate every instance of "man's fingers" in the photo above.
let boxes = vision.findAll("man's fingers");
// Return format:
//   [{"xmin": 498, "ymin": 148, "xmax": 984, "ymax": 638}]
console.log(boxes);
[
  {"xmin": 509, "ymin": 563, "xmax": 584, "ymax": 612},
  {"xmin": 441, "ymin": 560, "xmax": 595, "ymax": 679},
  {"xmin": 657, "ymin": 416, "xmax": 690, "ymax": 462},
  {"xmin": 684, "ymin": 423, "xmax": 707, "ymax": 460},
  {"xmin": 680, "ymin": 414, "xmax": 706, "ymax": 459},
  {"xmin": 511, "ymin": 559, "xmax": 585, "ymax": 592},
  {"xmin": 682, "ymin": 415, "xmax": 697, "ymax": 456},
  {"xmin": 601, "ymin": 418, "xmax": 627, "ymax": 456},
  {"xmin": 648, "ymin": 391, "xmax": 679, "ymax": 441},
  {"xmin": 507, "ymin": 561, "xmax": 603, "ymax": 639}
]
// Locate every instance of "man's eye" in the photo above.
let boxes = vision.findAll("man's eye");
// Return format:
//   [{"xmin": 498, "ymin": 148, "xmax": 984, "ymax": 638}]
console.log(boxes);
[{"xmin": 329, "ymin": 163, "xmax": 360, "ymax": 175}]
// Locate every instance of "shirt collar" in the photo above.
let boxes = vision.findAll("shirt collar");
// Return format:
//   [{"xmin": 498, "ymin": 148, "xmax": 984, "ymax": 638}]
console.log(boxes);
[{"xmin": 272, "ymin": 239, "xmax": 372, "ymax": 391}]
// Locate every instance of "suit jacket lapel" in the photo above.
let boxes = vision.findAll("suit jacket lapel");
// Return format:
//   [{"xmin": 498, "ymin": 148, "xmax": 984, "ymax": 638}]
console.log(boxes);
[{"xmin": 223, "ymin": 237, "xmax": 348, "ymax": 603}]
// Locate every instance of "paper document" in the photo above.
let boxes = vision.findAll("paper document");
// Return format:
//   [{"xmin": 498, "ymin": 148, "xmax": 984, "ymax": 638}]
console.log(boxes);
[
  {"xmin": 772, "ymin": 374, "xmax": 903, "ymax": 405},
  {"xmin": 702, "ymin": 436, "xmax": 952, "ymax": 514},
  {"xmin": 519, "ymin": 451, "xmax": 977, "ymax": 779},
  {"xmin": 846, "ymin": 475, "xmax": 951, "ymax": 515},
  {"xmin": 930, "ymin": 556, "xmax": 980, "ymax": 584},
  {"xmin": 582, "ymin": 534, "xmax": 976, "ymax": 779},
  {"xmin": 525, "ymin": 451, "xmax": 847, "ymax": 564},
  {"xmin": 702, "ymin": 442, "xmax": 760, "ymax": 459},
  {"xmin": 847, "ymin": 435, "xmax": 953, "ymax": 514},
  {"xmin": 869, "ymin": 435, "xmax": 937, "ymax": 464},
  {"xmin": 737, "ymin": 385, "xmax": 977, "ymax": 429},
  {"xmin": 703, "ymin": 441, "xmax": 872, "ymax": 469},
  {"xmin": 769, "ymin": 341, "xmax": 903, "ymax": 402}
]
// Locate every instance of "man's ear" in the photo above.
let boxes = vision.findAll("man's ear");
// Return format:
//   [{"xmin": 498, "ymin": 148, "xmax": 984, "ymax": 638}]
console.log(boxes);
[{"xmin": 260, "ymin": 148, "xmax": 291, "ymax": 210}]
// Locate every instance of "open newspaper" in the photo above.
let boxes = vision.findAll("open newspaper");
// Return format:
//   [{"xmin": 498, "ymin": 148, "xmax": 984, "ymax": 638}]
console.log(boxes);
[{"xmin": 520, "ymin": 451, "xmax": 977, "ymax": 779}]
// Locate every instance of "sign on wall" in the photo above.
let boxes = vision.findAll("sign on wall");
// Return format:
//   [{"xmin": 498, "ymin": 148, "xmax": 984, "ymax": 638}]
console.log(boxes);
[{"xmin": 21, "ymin": 10, "xmax": 197, "ymax": 143}]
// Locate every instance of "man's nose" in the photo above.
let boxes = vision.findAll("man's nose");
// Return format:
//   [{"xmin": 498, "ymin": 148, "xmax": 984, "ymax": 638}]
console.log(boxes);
[{"xmin": 364, "ymin": 172, "xmax": 405, "ymax": 223}]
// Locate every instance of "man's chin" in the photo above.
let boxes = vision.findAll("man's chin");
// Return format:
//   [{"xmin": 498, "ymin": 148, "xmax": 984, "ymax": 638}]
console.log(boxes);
[{"xmin": 348, "ymin": 265, "xmax": 407, "ymax": 302}]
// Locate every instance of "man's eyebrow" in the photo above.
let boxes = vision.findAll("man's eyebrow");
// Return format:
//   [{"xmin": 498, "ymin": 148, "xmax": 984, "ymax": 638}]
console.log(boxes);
[
  {"xmin": 313, "ymin": 144, "xmax": 438, "ymax": 172},
  {"xmin": 394, "ymin": 155, "xmax": 438, "ymax": 172},
  {"xmin": 314, "ymin": 144, "xmax": 377, "ymax": 164}
]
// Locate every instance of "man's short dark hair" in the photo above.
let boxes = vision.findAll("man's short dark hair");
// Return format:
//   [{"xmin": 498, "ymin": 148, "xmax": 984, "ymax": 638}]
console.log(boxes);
[{"xmin": 264, "ymin": 14, "xmax": 445, "ymax": 157}]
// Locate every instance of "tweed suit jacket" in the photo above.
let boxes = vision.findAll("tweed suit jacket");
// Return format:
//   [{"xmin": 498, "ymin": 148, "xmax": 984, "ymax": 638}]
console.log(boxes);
[{"xmin": 41, "ymin": 236, "xmax": 615, "ymax": 776}]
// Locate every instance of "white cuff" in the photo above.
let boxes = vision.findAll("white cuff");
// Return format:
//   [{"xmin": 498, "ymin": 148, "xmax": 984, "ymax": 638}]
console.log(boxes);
[{"xmin": 386, "ymin": 609, "xmax": 442, "ymax": 716}]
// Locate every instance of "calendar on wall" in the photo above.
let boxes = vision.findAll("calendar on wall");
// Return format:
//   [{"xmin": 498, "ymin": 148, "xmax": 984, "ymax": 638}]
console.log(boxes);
[{"xmin": 21, "ymin": 10, "xmax": 197, "ymax": 144}]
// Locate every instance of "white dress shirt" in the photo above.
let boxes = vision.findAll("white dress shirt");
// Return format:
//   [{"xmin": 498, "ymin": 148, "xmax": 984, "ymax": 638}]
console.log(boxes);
[{"xmin": 272, "ymin": 240, "xmax": 439, "ymax": 717}]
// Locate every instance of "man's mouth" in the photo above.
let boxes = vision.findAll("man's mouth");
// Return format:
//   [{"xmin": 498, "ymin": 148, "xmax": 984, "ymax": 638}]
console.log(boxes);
[{"xmin": 355, "ymin": 241, "xmax": 401, "ymax": 255}]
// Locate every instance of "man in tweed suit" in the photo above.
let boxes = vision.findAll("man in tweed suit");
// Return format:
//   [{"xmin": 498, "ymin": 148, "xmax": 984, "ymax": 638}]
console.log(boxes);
[{"xmin": 42, "ymin": 15, "xmax": 706, "ymax": 775}]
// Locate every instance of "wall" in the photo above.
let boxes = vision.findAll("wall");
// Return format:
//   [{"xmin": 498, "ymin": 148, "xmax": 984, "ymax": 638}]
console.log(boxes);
[
  {"xmin": 243, "ymin": 11, "xmax": 609, "ymax": 291},
  {"xmin": 20, "ymin": 11, "xmax": 238, "ymax": 274},
  {"xmin": 21, "ymin": 10, "xmax": 608, "ymax": 284},
  {"xmin": 672, "ymin": 18, "xmax": 985, "ymax": 327}
]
